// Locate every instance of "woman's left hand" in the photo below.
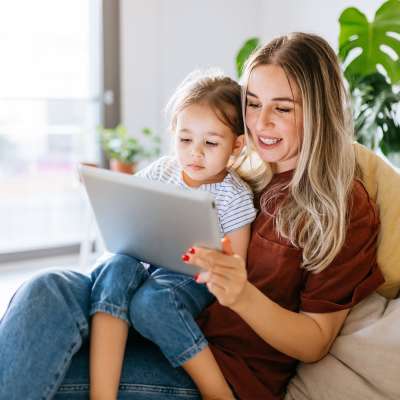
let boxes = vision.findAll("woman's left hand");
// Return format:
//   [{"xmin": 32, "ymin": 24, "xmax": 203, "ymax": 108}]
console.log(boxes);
[{"xmin": 182, "ymin": 237, "xmax": 248, "ymax": 308}]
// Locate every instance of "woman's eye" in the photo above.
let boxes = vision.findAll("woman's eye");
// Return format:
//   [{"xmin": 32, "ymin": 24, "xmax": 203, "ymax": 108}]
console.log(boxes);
[
  {"xmin": 276, "ymin": 107, "xmax": 291, "ymax": 113},
  {"xmin": 247, "ymin": 102, "xmax": 260, "ymax": 109},
  {"xmin": 206, "ymin": 141, "xmax": 218, "ymax": 146},
  {"xmin": 180, "ymin": 138, "xmax": 191, "ymax": 143}
]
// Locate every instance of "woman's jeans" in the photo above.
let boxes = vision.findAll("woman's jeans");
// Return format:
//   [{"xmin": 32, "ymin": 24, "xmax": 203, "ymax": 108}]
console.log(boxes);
[{"xmin": 0, "ymin": 254, "xmax": 214, "ymax": 400}]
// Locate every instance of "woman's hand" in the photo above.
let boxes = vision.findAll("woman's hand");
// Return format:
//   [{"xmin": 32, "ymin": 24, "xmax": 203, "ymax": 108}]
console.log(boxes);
[{"xmin": 182, "ymin": 237, "xmax": 249, "ymax": 308}]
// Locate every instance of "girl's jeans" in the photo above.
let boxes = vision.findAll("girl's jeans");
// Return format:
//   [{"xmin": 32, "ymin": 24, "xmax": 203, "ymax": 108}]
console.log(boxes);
[
  {"xmin": 90, "ymin": 254, "xmax": 214, "ymax": 367},
  {"xmin": 0, "ymin": 254, "xmax": 214, "ymax": 400}
]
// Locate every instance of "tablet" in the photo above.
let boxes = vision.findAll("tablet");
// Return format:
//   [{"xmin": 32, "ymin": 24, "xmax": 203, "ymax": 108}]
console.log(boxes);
[{"xmin": 79, "ymin": 165, "xmax": 221, "ymax": 276}]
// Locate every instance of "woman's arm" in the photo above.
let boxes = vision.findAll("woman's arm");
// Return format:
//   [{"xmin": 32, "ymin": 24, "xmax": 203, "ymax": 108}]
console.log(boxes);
[
  {"xmin": 185, "ymin": 238, "xmax": 349, "ymax": 363},
  {"xmin": 232, "ymin": 282, "xmax": 349, "ymax": 362}
]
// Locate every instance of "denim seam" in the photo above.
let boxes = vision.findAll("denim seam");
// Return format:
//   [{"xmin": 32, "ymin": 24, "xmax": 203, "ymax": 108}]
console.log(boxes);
[
  {"xmin": 124, "ymin": 262, "xmax": 149, "ymax": 311},
  {"xmin": 89, "ymin": 262, "xmax": 149, "ymax": 326},
  {"xmin": 91, "ymin": 257, "xmax": 149, "ymax": 320},
  {"xmin": 170, "ymin": 276, "xmax": 197, "ymax": 289},
  {"xmin": 148, "ymin": 273, "xmax": 195, "ymax": 290},
  {"xmin": 165, "ymin": 286, "xmax": 209, "ymax": 367},
  {"xmin": 171, "ymin": 285, "xmax": 197, "ymax": 339},
  {"xmin": 120, "ymin": 383, "xmax": 200, "ymax": 397},
  {"xmin": 57, "ymin": 383, "xmax": 200, "ymax": 397},
  {"xmin": 71, "ymin": 308, "xmax": 90, "ymax": 336},
  {"xmin": 90, "ymin": 302, "xmax": 131, "ymax": 325},
  {"xmin": 43, "ymin": 337, "xmax": 83, "ymax": 400},
  {"xmin": 170, "ymin": 336, "xmax": 209, "ymax": 367}
]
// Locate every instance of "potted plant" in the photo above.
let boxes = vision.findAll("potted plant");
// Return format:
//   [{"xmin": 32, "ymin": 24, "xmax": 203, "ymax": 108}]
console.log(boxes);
[
  {"xmin": 235, "ymin": 37, "xmax": 260, "ymax": 78},
  {"xmin": 235, "ymin": 0, "xmax": 400, "ymax": 166},
  {"xmin": 99, "ymin": 124, "xmax": 161, "ymax": 174},
  {"xmin": 338, "ymin": 0, "xmax": 400, "ymax": 165}
]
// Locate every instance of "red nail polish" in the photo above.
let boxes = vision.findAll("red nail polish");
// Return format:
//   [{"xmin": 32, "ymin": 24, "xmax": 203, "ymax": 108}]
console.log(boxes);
[
  {"xmin": 182, "ymin": 254, "xmax": 190, "ymax": 262},
  {"xmin": 194, "ymin": 273, "xmax": 199, "ymax": 281},
  {"xmin": 189, "ymin": 247, "xmax": 196, "ymax": 254}
]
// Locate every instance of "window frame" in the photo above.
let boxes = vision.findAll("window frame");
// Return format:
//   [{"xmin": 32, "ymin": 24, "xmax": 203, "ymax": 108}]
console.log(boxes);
[{"xmin": 0, "ymin": 0, "xmax": 120, "ymax": 263}]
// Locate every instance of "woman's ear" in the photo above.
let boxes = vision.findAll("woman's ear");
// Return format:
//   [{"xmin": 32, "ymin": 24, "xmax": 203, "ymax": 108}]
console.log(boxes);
[{"xmin": 232, "ymin": 134, "xmax": 245, "ymax": 156}]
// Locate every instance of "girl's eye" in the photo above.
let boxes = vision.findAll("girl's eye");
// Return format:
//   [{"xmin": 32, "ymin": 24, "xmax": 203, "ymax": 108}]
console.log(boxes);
[
  {"xmin": 206, "ymin": 141, "xmax": 218, "ymax": 146},
  {"xmin": 276, "ymin": 107, "xmax": 291, "ymax": 113},
  {"xmin": 180, "ymin": 138, "xmax": 191, "ymax": 143}
]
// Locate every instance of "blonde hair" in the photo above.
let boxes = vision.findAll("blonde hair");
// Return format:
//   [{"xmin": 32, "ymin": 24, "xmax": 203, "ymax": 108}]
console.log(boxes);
[
  {"xmin": 240, "ymin": 32, "xmax": 359, "ymax": 273},
  {"xmin": 166, "ymin": 69, "xmax": 255, "ymax": 185}
]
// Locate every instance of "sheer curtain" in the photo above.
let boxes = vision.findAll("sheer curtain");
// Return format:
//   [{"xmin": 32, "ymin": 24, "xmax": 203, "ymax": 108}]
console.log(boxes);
[{"xmin": 0, "ymin": 0, "xmax": 102, "ymax": 254}]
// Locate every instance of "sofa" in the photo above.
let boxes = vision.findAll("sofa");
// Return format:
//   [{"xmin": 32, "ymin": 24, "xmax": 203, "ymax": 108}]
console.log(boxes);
[{"xmin": 285, "ymin": 143, "xmax": 400, "ymax": 400}]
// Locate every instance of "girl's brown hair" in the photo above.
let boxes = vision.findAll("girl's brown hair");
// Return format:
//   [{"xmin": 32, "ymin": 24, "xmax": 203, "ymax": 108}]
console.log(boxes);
[{"xmin": 166, "ymin": 69, "xmax": 244, "ymax": 137}]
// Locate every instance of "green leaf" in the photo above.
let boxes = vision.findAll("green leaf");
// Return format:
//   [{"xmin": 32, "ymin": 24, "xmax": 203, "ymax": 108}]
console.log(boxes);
[
  {"xmin": 381, "ymin": 117, "xmax": 400, "ymax": 152},
  {"xmin": 236, "ymin": 37, "xmax": 260, "ymax": 78},
  {"xmin": 339, "ymin": 0, "xmax": 400, "ymax": 86},
  {"xmin": 142, "ymin": 127, "xmax": 152, "ymax": 136},
  {"xmin": 99, "ymin": 124, "xmax": 161, "ymax": 163},
  {"xmin": 351, "ymin": 72, "xmax": 400, "ymax": 153}
]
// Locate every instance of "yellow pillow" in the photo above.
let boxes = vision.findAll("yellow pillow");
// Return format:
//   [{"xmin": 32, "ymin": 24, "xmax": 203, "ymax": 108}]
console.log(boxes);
[{"xmin": 354, "ymin": 143, "xmax": 400, "ymax": 298}]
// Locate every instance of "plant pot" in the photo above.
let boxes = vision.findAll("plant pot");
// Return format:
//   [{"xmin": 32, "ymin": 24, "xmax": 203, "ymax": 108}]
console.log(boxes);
[{"xmin": 109, "ymin": 159, "xmax": 136, "ymax": 174}]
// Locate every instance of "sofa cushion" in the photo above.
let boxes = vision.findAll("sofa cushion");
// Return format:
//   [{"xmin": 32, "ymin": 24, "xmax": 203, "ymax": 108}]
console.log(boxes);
[
  {"xmin": 354, "ymin": 143, "xmax": 400, "ymax": 299},
  {"xmin": 285, "ymin": 292, "xmax": 400, "ymax": 400}
]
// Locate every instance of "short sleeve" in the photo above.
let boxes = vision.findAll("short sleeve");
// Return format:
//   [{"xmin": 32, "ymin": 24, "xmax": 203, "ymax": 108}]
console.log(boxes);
[
  {"xmin": 134, "ymin": 157, "xmax": 168, "ymax": 181},
  {"xmin": 220, "ymin": 190, "xmax": 257, "ymax": 234},
  {"xmin": 300, "ymin": 180, "xmax": 385, "ymax": 313}
]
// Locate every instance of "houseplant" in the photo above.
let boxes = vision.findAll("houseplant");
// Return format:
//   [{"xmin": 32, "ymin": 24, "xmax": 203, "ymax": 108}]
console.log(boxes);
[
  {"xmin": 99, "ymin": 124, "xmax": 161, "ymax": 174},
  {"xmin": 338, "ymin": 0, "xmax": 400, "ymax": 164},
  {"xmin": 235, "ymin": 0, "xmax": 400, "ymax": 166},
  {"xmin": 236, "ymin": 37, "xmax": 260, "ymax": 78}
]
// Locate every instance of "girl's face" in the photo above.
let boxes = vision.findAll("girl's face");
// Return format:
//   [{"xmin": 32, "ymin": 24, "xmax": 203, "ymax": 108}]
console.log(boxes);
[
  {"xmin": 175, "ymin": 103, "xmax": 243, "ymax": 187},
  {"xmin": 245, "ymin": 64, "xmax": 303, "ymax": 173}
]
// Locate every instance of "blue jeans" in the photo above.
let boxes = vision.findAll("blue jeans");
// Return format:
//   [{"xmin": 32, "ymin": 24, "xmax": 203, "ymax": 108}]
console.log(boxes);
[
  {"xmin": 0, "ymin": 264, "xmax": 211, "ymax": 399},
  {"xmin": 90, "ymin": 254, "xmax": 214, "ymax": 367}
]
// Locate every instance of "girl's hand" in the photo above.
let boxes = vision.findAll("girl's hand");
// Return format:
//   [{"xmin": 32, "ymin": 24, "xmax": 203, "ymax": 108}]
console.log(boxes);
[{"xmin": 182, "ymin": 237, "xmax": 248, "ymax": 308}]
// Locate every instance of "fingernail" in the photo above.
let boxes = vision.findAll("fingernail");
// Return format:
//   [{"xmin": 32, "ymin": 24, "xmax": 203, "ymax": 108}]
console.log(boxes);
[
  {"xmin": 188, "ymin": 247, "xmax": 196, "ymax": 254},
  {"xmin": 195, "ymin": 274, "xmax": 201, "ymax": 283},
  {"xmin": 194, "ymin": 273, "xmax": 199, "ymax": 281},
  {"xmin": 181, "ymin": 254, "xmax": 190, "ymax": 262}
]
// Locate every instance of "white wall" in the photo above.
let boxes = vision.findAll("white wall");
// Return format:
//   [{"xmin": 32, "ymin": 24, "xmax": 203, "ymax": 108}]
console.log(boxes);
[
  {"xmin": 120, "ymin": 0, "xmax": 384, "ymax": 153},
  {"xmin": 120, "ymin": 0, "xmax": 263, "ymax": 152},
  {"xmin": 259, "ymin": 0, "xmax": 383, "ymax": 50}
]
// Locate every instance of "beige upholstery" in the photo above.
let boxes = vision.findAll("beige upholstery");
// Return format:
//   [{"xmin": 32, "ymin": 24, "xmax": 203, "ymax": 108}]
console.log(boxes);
[{"xmin": 355, "ymin": 143, "xmax": 400, "ymax": 299}]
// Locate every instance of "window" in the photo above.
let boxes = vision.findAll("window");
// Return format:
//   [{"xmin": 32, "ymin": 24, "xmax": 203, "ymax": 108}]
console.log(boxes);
[{"xmin": 0, "ymin": 0, "xmax": 103, "ymax": 254}]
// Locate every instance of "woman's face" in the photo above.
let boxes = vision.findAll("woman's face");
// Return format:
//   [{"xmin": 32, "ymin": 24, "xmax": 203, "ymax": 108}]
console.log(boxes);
[{"xmin": 245, "ymin": 64, "xmax": 303, "ymax": 173}]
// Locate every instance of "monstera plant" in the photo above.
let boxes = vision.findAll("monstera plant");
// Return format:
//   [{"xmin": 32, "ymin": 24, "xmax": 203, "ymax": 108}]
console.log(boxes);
[
  {"xmin": 236, "ymin": 37, "xmax": 260, "ymax": 78},
  {"xmin": 235, "ymin": 0, "xmax": 400, "ymax": 164},
  {"xmin": 338, "ymin": 0, "xmax": 400, "ymax": 158}
]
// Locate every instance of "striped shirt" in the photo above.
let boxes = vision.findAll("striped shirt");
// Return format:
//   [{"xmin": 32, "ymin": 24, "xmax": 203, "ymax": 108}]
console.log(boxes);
[{"xmin": 135, "ymin": 156, "xmax": 257, "ymax": 235}]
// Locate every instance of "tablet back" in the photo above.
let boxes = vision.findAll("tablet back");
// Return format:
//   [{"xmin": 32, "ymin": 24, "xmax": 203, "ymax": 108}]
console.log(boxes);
[{"xmin": 79, "ymin": 165, "xmax": 221, "ymax": 275}]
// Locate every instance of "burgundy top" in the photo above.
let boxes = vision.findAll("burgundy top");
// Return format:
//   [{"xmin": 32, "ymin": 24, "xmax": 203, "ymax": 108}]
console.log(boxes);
[{"xmin": 196, "ymin": 170, "xmax": 385, "ymax": 399}]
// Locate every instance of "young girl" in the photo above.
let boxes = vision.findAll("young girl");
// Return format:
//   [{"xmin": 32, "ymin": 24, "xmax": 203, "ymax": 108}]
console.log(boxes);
[
  {"xmin": 0, "ymin": 33, "xmax": 384, "ymax": 400},
  {"xmin": 89, "ymin": 70, "xmax": 257, "ymax": 399}
]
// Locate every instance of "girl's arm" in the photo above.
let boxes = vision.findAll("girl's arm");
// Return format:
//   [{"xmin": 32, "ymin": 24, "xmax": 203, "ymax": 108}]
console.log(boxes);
[
  {"xmin": 224, "ymin": 224, "xmax": 251, "ymax": 261},
  {"xmin": 185, "ymin": 239, "xmax": 349, "ymax": 363}
]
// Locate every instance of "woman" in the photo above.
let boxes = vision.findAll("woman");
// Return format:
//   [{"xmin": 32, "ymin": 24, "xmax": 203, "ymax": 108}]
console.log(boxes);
[{"xmin": 0, "ymin": 33, "xmax": 384, "ymax": 400}]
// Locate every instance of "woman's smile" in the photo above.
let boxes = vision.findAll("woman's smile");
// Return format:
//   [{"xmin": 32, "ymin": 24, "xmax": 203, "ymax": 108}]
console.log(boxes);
[{"xmin": 257, "ymin": 136, "xmax": 283, "ymax": 147}]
